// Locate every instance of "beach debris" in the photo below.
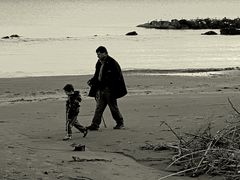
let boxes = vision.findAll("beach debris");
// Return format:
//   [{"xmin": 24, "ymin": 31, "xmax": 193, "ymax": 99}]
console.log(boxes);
[
  {"xmin": 71, "ymin": 156, "xmax": 112, "ymax": 162},
  {"xmin": 163, "ymin": 122, "xmax": 240, "ymax": 179},
  {"xmin": 228, "ymin": 98, "xmax": 240, "ymax": 115},
  {"xmin": 140, "ymin": 142, "xmax": 178, "ymax": 151},
  {"xmin": 142, "ymin": 99, "xmax": 240, "ymax": 180},
  {"xmin": 125, "ymin": 31, "xmax": 138, "ymax": 36},
  {"xmin": 68, "ymin": 176, "xmax": 94, "ymax": 180},
  {"xmin": 56, "ymin": 173, "xmax": 64, "ymax": 179},
  {"xmin": 70, "ymin": 143, "xmax": 85, "ymax": 151}
]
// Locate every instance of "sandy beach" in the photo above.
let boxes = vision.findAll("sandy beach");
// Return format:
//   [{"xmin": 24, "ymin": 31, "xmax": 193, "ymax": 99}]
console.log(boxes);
[{"xmin": 1, "ymin": 70, "xmax": 240, "ymax": 180}]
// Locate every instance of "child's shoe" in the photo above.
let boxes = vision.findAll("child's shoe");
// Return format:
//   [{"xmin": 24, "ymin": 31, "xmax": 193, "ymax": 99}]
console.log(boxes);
[
  {"xmin": 63, "ymin": 134, "xmax": 72, "ymax": 141},
  {"xmin": 83, "ymin": 128, "xmax": 88, "ymax": 138}
]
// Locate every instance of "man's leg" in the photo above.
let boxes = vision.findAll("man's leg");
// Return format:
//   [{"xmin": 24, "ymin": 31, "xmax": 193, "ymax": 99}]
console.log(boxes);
[{"xmin": 105, "ymin": 89, "xmax": 124, "ymax": 126}]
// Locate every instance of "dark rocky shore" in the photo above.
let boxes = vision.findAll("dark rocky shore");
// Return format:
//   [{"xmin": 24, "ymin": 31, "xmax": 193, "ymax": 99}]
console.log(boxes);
[{"xmin": 137, "ymin": 18, "xmax": 240, "ymax": 35}]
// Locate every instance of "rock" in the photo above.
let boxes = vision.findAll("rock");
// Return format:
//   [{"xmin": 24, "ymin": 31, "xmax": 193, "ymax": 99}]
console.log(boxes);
[
  {"xmin": 160, "ymin": 21, "xmax": 171, "ymax": 29},
  {"xmin": 150, "ymin": 20, "xmax": 161, "ymax": 28},
  {"xmin": 234, "ymin": 18, "xmax": 240, "ymax": 28},
  {"xmin": 220, "ymin": 27, "xmax": 240, "ymax": 35},
  {"xmin": 2, "ymin": 36, "xmax": 9, "ymax": 39},
  {"xmin": 178, "ymin": 19, "xmax": 190, "ymax": 29},
  {"xmin": 209, "ymin": 19, "xmax": 222, "ymax": 29},
  {"xmin": 126, "ymin": 31, "xmax": 138, "ymax": 36},
  {"xmin": 10, "ymin": 34, "xmax": 20, "ymax": 38},
  {"xmin": 201, "ymin": 31, "xmax": 218, "ymax": 35},
  {"xmin": 170, "ymin": 19, "xmax": 181, "ymax": 29},
  {"xmin": 2, "ymin": 34, "xmax": 20, "ymax": 39}
]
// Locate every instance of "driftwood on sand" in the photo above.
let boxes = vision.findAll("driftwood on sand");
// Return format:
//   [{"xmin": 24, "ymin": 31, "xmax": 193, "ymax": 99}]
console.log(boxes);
[{"xmin": 141, "ymin": 98, "xmax": 240, "ymax": 180}]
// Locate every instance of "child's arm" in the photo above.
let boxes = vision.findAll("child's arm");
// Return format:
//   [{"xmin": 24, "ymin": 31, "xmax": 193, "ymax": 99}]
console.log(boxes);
[{"xmin": 76, "ymin": 94, "xmax": 82, "ymax": 103}]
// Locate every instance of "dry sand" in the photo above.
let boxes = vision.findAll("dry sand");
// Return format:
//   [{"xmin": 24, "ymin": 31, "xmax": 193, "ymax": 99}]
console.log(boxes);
[{"xmin": 1, "ymin": 71, "xmax": 240, "ymax": 180}]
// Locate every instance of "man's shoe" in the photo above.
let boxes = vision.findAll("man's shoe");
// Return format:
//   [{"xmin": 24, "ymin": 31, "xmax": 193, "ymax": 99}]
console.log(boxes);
[
  {"xmin": 113, "ymin": 123, "xmax": 125, "ymax": 129},
  {"xmin": 63, "ymin": 134, "xmax": 72, "ymax": 141},
  {"xmin": 87, "ymin": 125, "xmax": 99, "ymax": 131},
  {"xmin": 83, "ymin": 128, "xmax": 88, "ymax": 137}
]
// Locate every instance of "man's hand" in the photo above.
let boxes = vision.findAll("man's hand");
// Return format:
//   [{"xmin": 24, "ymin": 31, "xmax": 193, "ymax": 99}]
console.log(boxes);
[{"xmin": 87, "ymin": 79, "xmax": 92, "ymax": 86}]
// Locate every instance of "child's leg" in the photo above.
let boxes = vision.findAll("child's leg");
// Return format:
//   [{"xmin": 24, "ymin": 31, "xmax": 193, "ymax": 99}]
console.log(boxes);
[
  {"xmin": 67, "ymin": 114, "xmax": 87, "ymax": 137},
  {"xmin": 66, "ymin": 116, "xmax": 77, "ymax": 136},
  {"xmin": 74, "ymin": 120, "xmax": 86, "ymax": 133},
  {"xmin": 63, "ymin": 119, "xmax": 73, "ymax": 140},
  {"xmin": 72, "ymin": 115, "xmax": 88, "ymax": 137},
  {"xmin": 66, "ymin": 120, "xmax": 72, "ymax": 136}
]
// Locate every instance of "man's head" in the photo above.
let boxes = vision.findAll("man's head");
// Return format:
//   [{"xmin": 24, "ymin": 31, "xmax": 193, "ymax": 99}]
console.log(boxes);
[
  {"xmin": 63, "ymin": 84, "xmax": 74, "ymax": 95},
  {"xmin": 96, "ymin": 46, "xmax": 108, "ymax": 60}
]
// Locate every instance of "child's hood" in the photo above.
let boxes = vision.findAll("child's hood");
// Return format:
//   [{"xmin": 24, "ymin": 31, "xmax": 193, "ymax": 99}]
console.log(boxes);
[{"xmin": 74, "ymin": 91, "xmax": 80, "ymax": 96}]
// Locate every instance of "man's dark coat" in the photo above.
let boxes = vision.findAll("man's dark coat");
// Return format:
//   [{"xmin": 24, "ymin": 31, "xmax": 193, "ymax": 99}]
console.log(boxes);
[{"xmin": 88, "ymin": 56, "xmax": 127, "ymax": 99}]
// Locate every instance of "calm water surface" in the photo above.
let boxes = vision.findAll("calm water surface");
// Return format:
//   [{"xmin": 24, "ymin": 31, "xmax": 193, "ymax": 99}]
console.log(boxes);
[{"xmin": 0, "ymin": 0, "xmax": 239, "ymax": 77}]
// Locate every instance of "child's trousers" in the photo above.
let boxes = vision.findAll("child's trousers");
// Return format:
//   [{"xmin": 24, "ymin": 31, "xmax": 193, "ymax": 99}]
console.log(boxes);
[{"xmin": 66, "ymin": 115, "xmax": 85, "ymax": 135}]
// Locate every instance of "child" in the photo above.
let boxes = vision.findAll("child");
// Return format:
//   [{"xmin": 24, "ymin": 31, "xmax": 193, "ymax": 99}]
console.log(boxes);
[{"xmin": 63, "ymin": 84, "xmax": 88, "ymax": 140}]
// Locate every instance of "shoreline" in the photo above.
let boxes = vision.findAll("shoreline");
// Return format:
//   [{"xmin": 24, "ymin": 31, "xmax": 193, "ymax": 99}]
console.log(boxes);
[
  {"xmin": 0, "ymin": 69, "xmax": 240, "ymax": 106},
  {"xmin": 0, "ymin": 67, "xmax": 239, "ymax": 79}
]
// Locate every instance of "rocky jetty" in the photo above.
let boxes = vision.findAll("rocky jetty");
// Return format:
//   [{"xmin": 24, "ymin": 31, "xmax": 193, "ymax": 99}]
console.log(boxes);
[
  {"xmin": 137, "ymin": 18, "xmax": 240, "ymax": 30},
  {"xmin": 220, "ymin": 27, "xmax": 240, "ymax": 35}
]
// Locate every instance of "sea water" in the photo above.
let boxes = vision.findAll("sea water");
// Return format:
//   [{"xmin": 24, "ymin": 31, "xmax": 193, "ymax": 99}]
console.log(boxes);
[{"xmin": 0, "ymin": 0, "xmax": 239, "ymax": 78}]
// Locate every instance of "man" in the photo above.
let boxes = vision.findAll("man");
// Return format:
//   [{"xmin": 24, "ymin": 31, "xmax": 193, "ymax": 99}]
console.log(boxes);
[{"xmin": 87, "ymin": 46, "xmax": 127, "ymax": 130}]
